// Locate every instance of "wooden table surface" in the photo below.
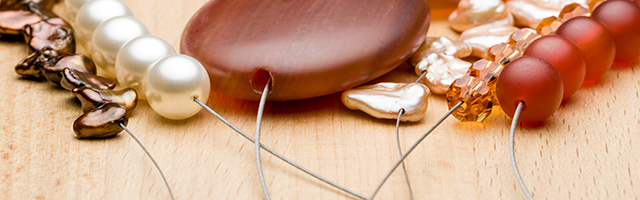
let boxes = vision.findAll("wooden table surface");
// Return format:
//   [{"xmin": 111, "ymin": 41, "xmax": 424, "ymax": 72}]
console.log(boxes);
[{"xmin": 1, "ymin": 0, "xmax": 639, "ymax": 199}]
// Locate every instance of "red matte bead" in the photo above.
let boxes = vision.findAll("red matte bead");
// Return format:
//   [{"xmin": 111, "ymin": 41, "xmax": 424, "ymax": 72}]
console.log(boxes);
[
  {"xmin": 556, "ymin": 16, "xmax": 615, "ymax": 84},
  {"xmin": 592, "ymin": 0, "xmax": 640, "ymax": 65},
  {"xmin": 496, "ymin": 56, "xmax": 564, "ymax": 123},
  {"xmin": 523, "ymin": 35, "xmax": 586, "ymax": 100}
]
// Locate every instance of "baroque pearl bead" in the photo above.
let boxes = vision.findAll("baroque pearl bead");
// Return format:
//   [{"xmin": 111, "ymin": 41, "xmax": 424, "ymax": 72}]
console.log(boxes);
[
  {"xmin": 116, "ymin": 35, "xmax": 175, "ymax": 99},
  {"xmin": 91, "ymin": 15, "xmax": 149, "ymax": 78},
  {"xmin": 145, "ymin": 54, "xmax": 211, "ymax": 120},
  {"xmin": 75, "ymin": 0, "xmax": 132, "ymax": 50},
  {"xmin": 342, "ymin": 82, "xmax": 431, "ymax": 122},
  {"xmin": 64, "ymin": 0, "xmax": 92, "ymax": 23},
  {"xmin": 415, "ymin": 53, "xmax": 472, "ymax": 94},
  {"xmin": 456, "ymin": 24, "xmax": 519, "ymax": 58}
]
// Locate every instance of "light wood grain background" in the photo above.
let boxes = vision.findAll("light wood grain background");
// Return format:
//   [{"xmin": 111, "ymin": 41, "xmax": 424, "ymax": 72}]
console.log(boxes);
[{"xmin": 1, "ymin": 0, "xmax": 639, "ymax": 199}]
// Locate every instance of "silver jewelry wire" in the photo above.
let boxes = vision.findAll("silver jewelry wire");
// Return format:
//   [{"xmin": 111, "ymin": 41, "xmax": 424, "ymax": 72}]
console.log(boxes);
[
  {"xmin": 415, "ymin": 71, "xmax": 427, "ymax": 84},
  {"xmin": 395, "ymin": 109, "xmax": 414, "ymax": 200},
  {"xmin": 255, "ymin": 81, "xmax": 271, "ymax": 200},
  {"xmin": 119, "ymin": 123, "xmax": 175, "ymax": 200},
  {"xmin": 193, "ymin": 98, "xmax": 367, "ymax": 199},
  {"xmin": 369, "ymin": 101, "xmax": 463, "ymax": 200},
  {"xmin": 510, "ymin": 101, "xmax": 534, "ymax": 200}
]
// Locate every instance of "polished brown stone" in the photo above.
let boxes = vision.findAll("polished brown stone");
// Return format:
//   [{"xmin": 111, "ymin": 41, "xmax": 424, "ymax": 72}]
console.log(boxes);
[{"xmin": 181, "ymin": 0, "xmax": 431, "ymax": 101}]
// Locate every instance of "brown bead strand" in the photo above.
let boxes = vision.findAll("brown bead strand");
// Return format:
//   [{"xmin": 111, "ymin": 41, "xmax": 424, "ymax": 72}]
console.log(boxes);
[{"xmin": 1, "ymin": 0, "xmax": 138, "ymax": 138}]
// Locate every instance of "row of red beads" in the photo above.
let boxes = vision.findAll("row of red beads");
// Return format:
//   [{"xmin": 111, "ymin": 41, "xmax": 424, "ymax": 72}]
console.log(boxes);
[{"xmin": 496, "ymin": 0, "xmax": 640, "ymax": 123}]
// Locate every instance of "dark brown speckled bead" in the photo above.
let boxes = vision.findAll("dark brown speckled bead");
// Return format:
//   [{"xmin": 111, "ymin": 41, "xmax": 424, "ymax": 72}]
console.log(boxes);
[
  {"xmin": 73, "ymin": 103, "xmax": 127, "ymax": 139},
  {"xmin": 60, "ymin": 68, "xmax": 116, "ymax": 90},
  {"xmin": 72, "ymin": 86, "xmax": 138, "ymax": 115}
]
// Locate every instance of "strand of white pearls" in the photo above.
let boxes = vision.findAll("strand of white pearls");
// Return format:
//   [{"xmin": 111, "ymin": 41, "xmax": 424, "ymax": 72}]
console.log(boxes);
[{"xmin": 66, "ymin": 0, "xmax": 211, "ymax": 120}]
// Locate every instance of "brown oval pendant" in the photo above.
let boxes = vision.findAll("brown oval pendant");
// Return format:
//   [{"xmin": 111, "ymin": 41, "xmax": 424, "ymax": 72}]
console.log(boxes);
[{"xmin": 181, "ymin": 0, "xmax": 431, "ymax": 101}]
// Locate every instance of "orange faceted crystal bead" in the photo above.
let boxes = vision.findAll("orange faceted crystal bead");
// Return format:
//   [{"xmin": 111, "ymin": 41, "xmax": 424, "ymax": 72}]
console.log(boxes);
[
  {"xmin": 536, "ymin": 16, "xmax": 563, "ymax": 35},
  {"xmin": 486, "ymin": 42, "xmax": 521, "ymax": 65},
  {"xmin": 508, "ymin": 28, "xmax": 540, "ymax": 52},
  {"xmin": 586, "ymin": 0, "xmax": 605, "ymax": 11},
  {"xmin": 468, "ymin": 59, "xmax": 503, "ymax": 105},
  {"xmin": 446, "ymin": 76, "xmax": 494, "ymax": 122},
  {"xmin": 558, "ymin": 3, "xmax": 590, "ymax": 21}
]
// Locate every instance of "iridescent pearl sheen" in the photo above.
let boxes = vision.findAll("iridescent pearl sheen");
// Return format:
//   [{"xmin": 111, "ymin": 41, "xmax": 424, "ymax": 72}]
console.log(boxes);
[
  {"xmin": 556, "ymin": 16, "xmax": 615, "ymax": 84},
  {"xmin": 523, "ymin": 35, "xmax": 586, "ymax": 100},
  {"xmin": 456, "ymin": 24, "xmax": 519, "ymax": 58},
  {"xmin": 91, "ymin": 15, "xmax": 149, "ymax": 78},
  {"xmin": 74, "ymin": 0, "xmax": 132, "ymax": 50},
  {"xmin": 145, "ymin": 54, "xmax": 211, "ymax": 120},
  {"xmin": 415, "ymin": 53, "xmax": 472, "ymax": 94},
  {"xmin": 448, "ymin": 0, "xmax": 514, "ymax": 31},
  {"xmin": 116, "ymin": 35, "xmax": 176, "ymax": 99},
  {"xmin": 497, "ymin": 56, "xmax": 564, "ymax": 124},
  {"xmin": 342, "ymin": 82, "xmax": 431, "ymax": 122},
  {"xmin": 591, "ymin": 0, "xmax": 640, "ymax": 65},
  {"xmin": 64, "ymin": 0, "xmax": 92, "ymax": 23}
]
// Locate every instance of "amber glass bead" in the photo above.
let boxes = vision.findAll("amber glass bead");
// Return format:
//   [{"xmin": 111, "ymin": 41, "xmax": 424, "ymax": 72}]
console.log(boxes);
[
  {"xmin": 496, "ymin": 56, "xmax": 564, "ymax": 123},
  {"xmin": 587, "ymin": 0, "xmax": 606, "ymax": 11},
  {"xmin": 486, "ymin": 42, "xmax": 521, "ymax": 65},
  {"xmin": 468, "ymin": 59, "xmax": 503, "ymax": 105},
  {"xmin": 591, "ymin": 0, "xmax": 640, "ymax": 65},
  {"xmin": 536, "ymin": 16, "xmax": 563, "ymax": 35},
  {"xmin": 507, "ymin": 28, "xmax": 540, "ymax": 52},
  {"xmin": 446, "ymin": 76, "xmax": 493, "ymax": 122},
  {"xmin": 558, "ymin": 3, "xmax": 590, "ymax": 21},
  {"xmin": 524, "ymin": 35, "xmax": 586, "ymax": 100},
  {"xmin": 556, "ymin": 16, "xmax": 615, "ymax": 84}
]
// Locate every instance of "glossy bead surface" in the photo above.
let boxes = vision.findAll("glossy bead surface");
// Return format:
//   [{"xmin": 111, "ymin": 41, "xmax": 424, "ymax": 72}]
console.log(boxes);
[
  {"xmin": 91, "ymin": 16, "xmax": 149, "ymax": 78},
  {"xmin": 523, "ymin": 35, "xmax": 586, "ymax": 99},
  {"xmin": 23, "ymin": 18, "xmax": 75, "ymax": 54},
  {"xmin": 536, "ymin": 16, "xmax": 564, "ymax": 35},
  {"xmin": 558, "ymin": 3, "xmax": 590, "ymax": 21},
  {"xmin": 505, "ymin": 0, "xmax": 566, "ymax": 28},
  {"xmin": 145, "ymin": 55, "xmax": 210, "ymax": 120},
  {"xmin": 342, "ymin": 82, "xmax": 431, "ymax": 122},
  {"xmin": 446, "ymin": 76, "xmax": 494, "ymax": 122},
  {"xmin": 468, "ymin": 59, "xmax": 503, "ymax": 105},
  {"xmin": 43, "ymin": 53, "xmax": 96, "ymax": 85},
  {"xmin": 487, "ymin": 43, "xmax": 522, "ymax": 65},
  {"xmin": 456, "ymin": 24, "xmax": 519, "ymax": 58},
  {"xmin": 73, "ymin": 87, "xmax": 138, "ymax": 114},
  {"xmin": 556, "ymin": 16, "xmax": 615, "ymax": 83},
  {"xmin": 64, "ymin": 0, "xmax": 92, "ymax": 23},
  {"xmin": 415, "ymin": 53, "xmax": 472, "ymax": 94},
  {"xmin": 116, "ymin": 35, "xmax": 175, "ymax": 99},
  {"xmin": 507, "ymin": 28, "xmax": 540, "ymax": 52},
  {"xmin": 496, "ymin": 56, "xmax": 564, "ymax": 123},
  {"xmin": 74, "ymin": 103, "xmax": 128, "ymax": 139},
  {"xmin": 448, "ymin": 0, "xmax": 514, "ymax": 31},
  {"xmin": 181, "ymin": 0, "xmax": 431, "ymax": 101},
  {"xmin": 591, "ymin": 0, "xmax": 640, "ymax": 65},
  {"xmin": 75, "ymin": 0, "xmax": 132, "ymax": 50},
  {"xmin": 61, "ymin": 68, "xmax": 117, "ymax": 91},
  {"xmin": 410, "ymin": 36, "xmax": 472, "ymax": 66}
]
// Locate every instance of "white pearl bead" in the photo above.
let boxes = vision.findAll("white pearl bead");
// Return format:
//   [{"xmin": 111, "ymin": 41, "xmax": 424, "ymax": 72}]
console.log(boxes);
[
  {"xmin": 91, "ymin": 16, "xmax": 149, "ymax": 78},
  {"xmin": 116, "ymin": 35, "xmax": 176, "ymax": 99},
  {"xmin": 64, "ymin": 0, "xmax": 92, "ymax": 23},
  {"xmin": 145, "ymin": 55, "xmax": 211, "ymax": 120},
  {"xmin": 75, "ymin": 0, "xmax": 132, "ymax": 50}
]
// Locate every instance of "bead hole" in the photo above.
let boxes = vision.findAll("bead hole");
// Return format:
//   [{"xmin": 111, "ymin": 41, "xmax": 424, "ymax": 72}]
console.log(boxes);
[{"xmin": 250, "ymin": 68, "xmax": 273, "ymax": 94}]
